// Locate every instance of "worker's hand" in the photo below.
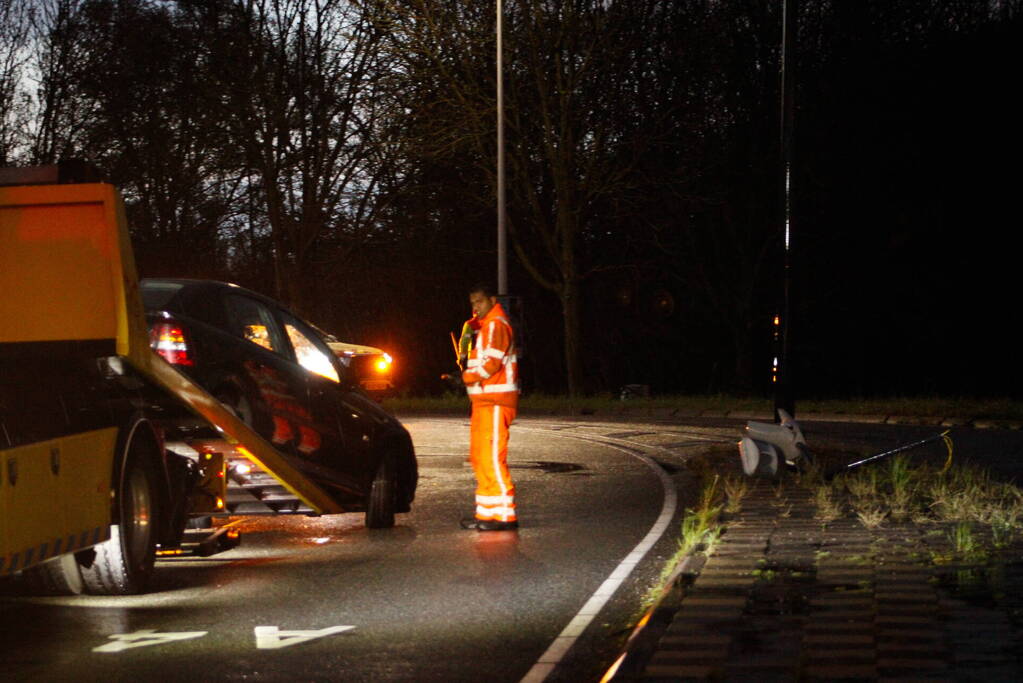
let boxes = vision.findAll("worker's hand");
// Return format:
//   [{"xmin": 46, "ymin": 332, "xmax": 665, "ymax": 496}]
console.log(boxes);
[
  {"xmin": 440, "ymin": 370, "xmax": 465, "ymax": 388},
  {"xmin": 461, "ymin": 370, "xmax": 475, "ymax": 386}
]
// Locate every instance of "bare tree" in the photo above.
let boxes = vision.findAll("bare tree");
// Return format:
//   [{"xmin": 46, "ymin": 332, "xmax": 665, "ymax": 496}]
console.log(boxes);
[
  {"xmin": 24, "ymin": 0, "xmax": 97, "ymax": 163},
  {"xmin": 25, "ymin": 0, "xmax": 245, "ymax": 275},
  {"xmin": 0, "ymin": 0, "xmax": 30, "ymax": 164},
  {"xmin": 213, "ymin": 0, "xmax": 398, "ymax": 314},
  {"xmin": 381, "ymin": 0, "xmax": 676, "ymax": 393}
]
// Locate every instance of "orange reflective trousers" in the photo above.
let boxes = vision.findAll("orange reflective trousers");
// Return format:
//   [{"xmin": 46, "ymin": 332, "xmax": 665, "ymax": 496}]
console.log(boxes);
[{"xmin": 469, "ymin": 403, "xmax": 517, "ymax": 522}]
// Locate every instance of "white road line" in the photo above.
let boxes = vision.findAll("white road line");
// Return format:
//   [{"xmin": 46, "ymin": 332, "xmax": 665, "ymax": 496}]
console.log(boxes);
[{"xmin": 517, "ymin": 432, "xmax": 678, "ymax": 683}]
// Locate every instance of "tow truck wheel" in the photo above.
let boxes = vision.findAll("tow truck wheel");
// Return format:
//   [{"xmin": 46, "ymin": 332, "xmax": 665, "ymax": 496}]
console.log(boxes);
[
  {"xmin": 365, "ymin": 456, "xmax": 396, "ymax": 529},
  {"xmin": 23, "ymin": 553, "xmax": 85, "ymax": 595},
  {"xmin": 80, "ymin": 440, "xmax": 160, "ymax": 595}
]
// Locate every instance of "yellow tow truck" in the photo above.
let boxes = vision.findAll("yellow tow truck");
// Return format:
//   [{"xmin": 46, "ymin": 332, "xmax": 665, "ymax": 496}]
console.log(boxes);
[{"xmin": 0, "ymin": 163, "xmax": 349, "ymax": 594}]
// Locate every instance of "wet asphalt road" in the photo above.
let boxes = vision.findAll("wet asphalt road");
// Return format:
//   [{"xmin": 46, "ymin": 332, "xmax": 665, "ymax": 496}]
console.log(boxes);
[
  {"xmin": 3, "ymin": 416, "xmax": 1019, "ymax": 682},
  {"xmin": 0, "ymin": 417, "xmax": 704, "ymax": 683}
]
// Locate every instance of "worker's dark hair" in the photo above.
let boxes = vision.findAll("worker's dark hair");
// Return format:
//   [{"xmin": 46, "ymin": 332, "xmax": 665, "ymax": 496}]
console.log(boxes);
[{"xmin": 469, "ymin": 282, "xmax": 497, "ymax": 298}]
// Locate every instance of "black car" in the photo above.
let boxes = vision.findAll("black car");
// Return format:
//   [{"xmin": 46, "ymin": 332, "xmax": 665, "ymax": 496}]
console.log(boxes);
[{"xmin": 140, "ymin": 278, "xmax": 417, "ymax": 527}]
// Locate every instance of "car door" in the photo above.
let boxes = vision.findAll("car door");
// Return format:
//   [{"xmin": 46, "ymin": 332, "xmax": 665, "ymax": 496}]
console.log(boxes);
[
  {"xmin": 277, "ymin": 311, "xmax": 378, "ymax": 495},
  {"xmin": 221, "ymin": 293, "xmax": 321, "ymax": 459}
]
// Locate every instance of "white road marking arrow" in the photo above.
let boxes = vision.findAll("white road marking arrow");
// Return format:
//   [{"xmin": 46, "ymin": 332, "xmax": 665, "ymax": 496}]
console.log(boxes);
[
  {"xmin": 254, "ymin": 625, "xmax": 355, "ymax": 650},
  {"xmin": 93, "ymin": 629, "xmax": 208, "ymax": 653}
]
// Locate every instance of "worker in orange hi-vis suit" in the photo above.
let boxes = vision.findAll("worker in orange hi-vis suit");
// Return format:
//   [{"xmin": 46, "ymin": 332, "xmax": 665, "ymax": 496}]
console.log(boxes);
[{"xmin": 460, "ymin": 283, "xmax": 520, "ymax": 531}]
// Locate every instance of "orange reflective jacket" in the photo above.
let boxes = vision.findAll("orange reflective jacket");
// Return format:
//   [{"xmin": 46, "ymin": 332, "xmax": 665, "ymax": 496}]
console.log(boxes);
[{"xmin": 462, "ymin": 302, "xmax": 519, "ymax": 407}]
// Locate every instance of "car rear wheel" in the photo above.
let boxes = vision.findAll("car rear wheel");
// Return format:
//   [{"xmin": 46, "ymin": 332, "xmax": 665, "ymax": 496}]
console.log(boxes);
[
  {"xmin": 365, "ymin": 456, "xmax": 396, "ymax": 529},
  {"xmin": 80, "ymin": 440, "xmax": 159, "ymax": 595}
]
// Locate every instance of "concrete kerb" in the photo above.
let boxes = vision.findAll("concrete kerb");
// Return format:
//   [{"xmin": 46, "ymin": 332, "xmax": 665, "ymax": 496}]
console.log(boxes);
[
  {"xmin": 719, "ymin": 411, "xmax": 1021, "ymax": 430},
  {"xmin": 524, "ymin": 406, "xmax": 1020, "ymax": 430},
  {"xmin": 603, "ymin": 550, "xmax": 710, "ymax": 681}
]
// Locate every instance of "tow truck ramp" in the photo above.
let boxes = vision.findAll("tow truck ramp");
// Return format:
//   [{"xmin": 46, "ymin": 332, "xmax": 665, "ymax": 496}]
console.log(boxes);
[{"xmin": 139, "ymin": 352, "xmax": 344, "ymax": 516}]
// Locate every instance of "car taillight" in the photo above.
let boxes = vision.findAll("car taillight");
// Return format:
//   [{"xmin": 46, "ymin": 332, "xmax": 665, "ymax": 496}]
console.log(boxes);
[{"xmin": 150, "ymin": 321, "xmax": 195, "ymax": 366}]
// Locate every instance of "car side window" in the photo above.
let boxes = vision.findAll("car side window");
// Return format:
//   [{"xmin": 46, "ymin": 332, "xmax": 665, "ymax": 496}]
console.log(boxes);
[
  {"xmin": 280, "ymin": 313, "xmax": 340, "ymax": 383},
  {"xmin": 225, "ymin": 295, "xmax": 286, "ymax": 355}
]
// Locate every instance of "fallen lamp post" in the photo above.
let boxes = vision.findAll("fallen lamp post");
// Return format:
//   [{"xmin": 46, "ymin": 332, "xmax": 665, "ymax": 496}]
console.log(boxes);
[{"xmin": 738, "ymin": 411, "xmax": 952, "ymax": 479}]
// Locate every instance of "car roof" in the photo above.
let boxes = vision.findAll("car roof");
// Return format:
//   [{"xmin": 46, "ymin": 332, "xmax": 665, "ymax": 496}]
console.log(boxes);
[
  {"xmin": 141, "ymin": 278, "xmax": 342, "ymax": 345},
  {"xmin": 141, "ymin": 277, "xmax": 283, "ymax": 310}
]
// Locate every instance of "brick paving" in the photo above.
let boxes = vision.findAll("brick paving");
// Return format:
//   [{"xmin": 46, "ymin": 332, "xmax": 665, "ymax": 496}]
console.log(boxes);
[{"xmin": 628, "ymin": 479, "xmax": 1023, "ymax": 681}]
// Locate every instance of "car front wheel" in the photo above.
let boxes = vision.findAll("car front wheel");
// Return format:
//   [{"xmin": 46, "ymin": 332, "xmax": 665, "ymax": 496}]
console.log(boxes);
[{"xmin": 365, "ymin": 456, "xmax": 396, "ymax": 529}]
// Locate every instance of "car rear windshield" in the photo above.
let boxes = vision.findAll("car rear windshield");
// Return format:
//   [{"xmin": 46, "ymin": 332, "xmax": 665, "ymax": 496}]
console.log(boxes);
[{"xmin": 141, "ymin": 281, "xmax": 184, "ymax": 311}]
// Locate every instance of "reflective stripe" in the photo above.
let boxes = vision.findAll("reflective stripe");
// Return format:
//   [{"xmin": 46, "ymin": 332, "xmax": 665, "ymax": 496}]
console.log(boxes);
[
  {"xmin": 476, "ymin": 366, "xmax": 492, "ymax": 379},
  {"xmin": 493, "ymin": 406, "xmax": 508, "ymax": 498},
  {"xmin": 465, "ymin": 384, "xmax": 518, "ymax": 394},
  {"xmin": 467, "ymin": 358, "xmax": 483, "ymax": 368},
  {"xmin": 476, "ymin": 505, "xmax": 517, "ymax": 518},
  {"xmin": 484, "ymin": 348, "xmax": 506, "ymax": 360},
  {"xmin": 481, "ymin": 383, "xmax": 518, "ymax": 393},
  {"xmin": 476, "ymin": 494, "xmax": 515, "ymax": 504},
  {"xmin": 476, "ymin": 503, "xmax": 516, "ymax": 512},
  {"xmin": 1, "ymin": 525, "xmax": 109, "ymax": 576}
]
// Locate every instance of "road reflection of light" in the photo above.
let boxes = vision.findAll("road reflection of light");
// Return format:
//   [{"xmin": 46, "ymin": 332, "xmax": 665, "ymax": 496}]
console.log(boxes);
[
  {"xmin": 473, "ymin": 531, "xmax": 523, "ymax": 579},
  {"xmin": 4, "ymin": 584, "xmax": 237, "ymax": 609}
]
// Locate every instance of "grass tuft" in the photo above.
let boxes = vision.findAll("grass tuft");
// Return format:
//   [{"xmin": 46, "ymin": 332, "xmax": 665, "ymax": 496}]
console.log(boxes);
[
  {"xmin": 990, "ymin": 508, "xmax": 1019, "ymax": 549},
  {"xmin": 646, "ymin": 466, "xmax": 729, "ymax": 606},
  {"xmin": 856, "ymin": 506, "xmax": 887, "ymax": 529},
  {"xmin": 814, "ymin": 485, "xmax": 842, "ymax": 523},
  {"xmin": 948, "ymin": 521, "xmax": 989, "ymax": 561},
  {"xmin": 723, "ymin": 474, "xmax": 749, "ymax": 514},
  {"xmin": 805, "ymin": 447, "xmax": 1021, "ymax": 550}
]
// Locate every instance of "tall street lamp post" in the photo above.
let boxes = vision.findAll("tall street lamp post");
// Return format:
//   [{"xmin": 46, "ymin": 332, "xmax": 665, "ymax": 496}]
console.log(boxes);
[
  {"xmin": 774, "ymin": 0, "xmax": 797, "ymax": 420},
  {"xmin": 496, "ymin": 0, "xmax": 508, "ymax": 296}
]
